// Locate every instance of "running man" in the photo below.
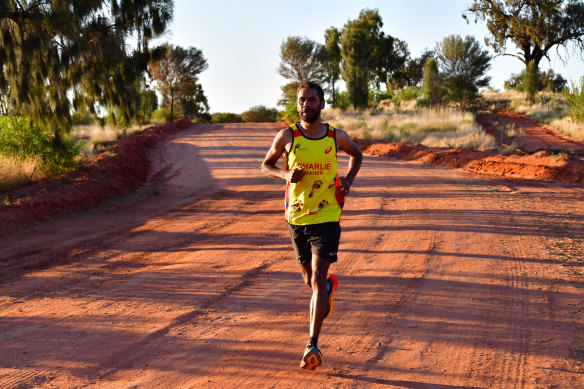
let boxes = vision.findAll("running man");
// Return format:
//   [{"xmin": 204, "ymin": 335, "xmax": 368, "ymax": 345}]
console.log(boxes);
[{"xmin": 261, "ymin": 81, "xmax": 363, "ymax": 370}]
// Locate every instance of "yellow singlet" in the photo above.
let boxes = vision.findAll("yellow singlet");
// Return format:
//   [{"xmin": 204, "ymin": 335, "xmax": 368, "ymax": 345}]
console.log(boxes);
[{"xmin": 285, "ymin": 123, "xmax": 344, "ymax": 225}]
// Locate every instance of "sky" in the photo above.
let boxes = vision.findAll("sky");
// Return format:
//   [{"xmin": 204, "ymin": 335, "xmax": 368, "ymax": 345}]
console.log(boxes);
[{"xmin": 164, "ymin": 0, "xmax": 584, "ymax": 114}]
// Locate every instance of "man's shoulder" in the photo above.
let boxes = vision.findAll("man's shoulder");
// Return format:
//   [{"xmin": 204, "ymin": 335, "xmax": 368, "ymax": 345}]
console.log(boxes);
[
  {"xmin": 271, "ymin": 126, "xmax": 294, "ymax": 148},
  {"xmin": 276, "ymin": 126, "xmax": 294, "ymax": 140}
]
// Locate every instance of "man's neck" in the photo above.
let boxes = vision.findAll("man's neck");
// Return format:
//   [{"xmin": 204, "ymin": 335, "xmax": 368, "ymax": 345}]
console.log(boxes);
[{"xmin": 299, "ymin": 119, "xmax": 326, "ymax": 137}]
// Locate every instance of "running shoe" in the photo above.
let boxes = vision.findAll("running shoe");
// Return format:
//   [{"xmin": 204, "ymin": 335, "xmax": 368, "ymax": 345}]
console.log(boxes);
[
  {"xmin": 324, "ymin": 274, "xmax": 338, "ymax": 319},
  {"xmin": 300, "ymin": 346, "xmax": 323, "ymax": 370}
]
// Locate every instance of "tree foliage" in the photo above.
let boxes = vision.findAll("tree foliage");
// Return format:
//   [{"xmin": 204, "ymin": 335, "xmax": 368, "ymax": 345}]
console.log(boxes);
[
  {"xmin": 323, "ymin": 27, "xmax": 341, "ymax": 106},
  {"xmin": 241, "ymin": 105, "xmax": 278, "ymax": 123},
  {"xmin": 138, "ymin": 88, "xmax": 158, "ymax": 126},
  {"xmin": 464, "ymin": 0, "xmax": 584, "ymax": 67},
  {"xmin": 0, "ymin": 0, "xmax": 173, "ymax": 145},
  {"xmin": 435, "ymin": 35, "xmax": 491, "ymax": 104},
  {"xmin": 211, "ymin": 112, "xmax": 242, "ymax": 123},
  {"xmin": 371, "ymin": 33, "xmax": 410, "ymax": 92},
  {"xmin": 340, "ymin": 9, "xmax": 382, "ymax": 109},
  {"xmin": 0, "ymin": 116, "xmax": 82, "ymax": 174},
  {"xmin": 278, "ymin": 36, "xmax": 327, "ymax": 84},
  {"xmin": 523, "ymin": 61, "xmax": 540, "ymax": 104},
  {"xmin": 403, "ymin": 50, "xmax": 435, "ymax": 87},
  {"xmin": 277, "ymin": 81, "xmax": 300, "ymax": 124},
  {"xmin": 563, "ymin": 77, "xmax": 584, "ymax": 122},
  {"xmin": 149, "ymin": 44, "xmax": 209, "ymax": 122},
  {"xmin": 421, "ymin": 58, "xmax": 443, "ymax": 106},
  {"xmin": 505, "ymin": 68, "xmax": 567, "ymax": 93}
]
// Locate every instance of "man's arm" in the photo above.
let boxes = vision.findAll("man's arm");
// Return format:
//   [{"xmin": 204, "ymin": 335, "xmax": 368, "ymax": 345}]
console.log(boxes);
[
  {"xmin": 335, "ymin": 129, "xmax": 363, "ymax": 196},
  {"xmin": 261, "ymin": 129, "xmax": 305, "ymax": 183}
]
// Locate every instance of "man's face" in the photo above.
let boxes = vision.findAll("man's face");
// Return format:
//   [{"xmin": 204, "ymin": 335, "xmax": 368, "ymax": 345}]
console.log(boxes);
[{"xmin": 297, "ymin": 88, "xmax": 324, "ymax": 124}]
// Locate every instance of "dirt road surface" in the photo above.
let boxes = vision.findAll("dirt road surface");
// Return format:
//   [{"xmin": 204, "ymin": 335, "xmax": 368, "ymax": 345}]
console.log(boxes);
[
  {"xmin": 476, "ymin": 112, "xmax": 584, "ymax": 156},
  {"xmin": 1, "ymin": 123, "xmax": 583, "ymax": 388}
]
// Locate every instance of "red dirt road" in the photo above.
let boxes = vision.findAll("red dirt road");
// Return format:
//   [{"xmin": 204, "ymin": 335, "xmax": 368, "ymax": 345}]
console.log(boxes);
[
  {"xmin": 1, "ymin": 123, "xmax": 583, "ymax": 388},
  {"xmin": 476, "ymin": 111, "xmax": 584, "ymax": 155}
]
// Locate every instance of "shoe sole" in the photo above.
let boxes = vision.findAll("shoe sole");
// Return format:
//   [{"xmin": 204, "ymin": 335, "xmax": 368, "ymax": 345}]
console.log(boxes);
[
  {"xmin": 324, "ymin": 274, "xmax": 338, "ymax": 319},
  {"xmin": 300, "ymin": 347, "xmax": 323, "ymax": 370}
]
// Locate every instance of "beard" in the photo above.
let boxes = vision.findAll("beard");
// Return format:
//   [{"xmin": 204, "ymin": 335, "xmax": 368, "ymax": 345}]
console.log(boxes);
[{"xmin": 300, "ymin": 107, "xmax": 321, "ymax": 123}]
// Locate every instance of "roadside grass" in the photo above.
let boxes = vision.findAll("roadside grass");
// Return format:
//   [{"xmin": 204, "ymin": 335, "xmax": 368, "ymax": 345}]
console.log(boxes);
[
  {"xmin": 322, "ymin": 107, "xmax": 498, "ymax": 151},
  {"xmin": 480, "ymin": 90, "xmax": 584, "ymax": 140},
  {"xmin": 70, "ymin": 123, "xmax": 143, "ymax": 157},
  {"xmin": 0, "ymin": 155, "xmax": 45, "ymax": 192},
  {"xmin": 1, "ymin": 121, "xmax": 144, "ymax": 193},
  {"xmin": 549, "ymin": 117, "xmax": 584, "ymax": 140}
]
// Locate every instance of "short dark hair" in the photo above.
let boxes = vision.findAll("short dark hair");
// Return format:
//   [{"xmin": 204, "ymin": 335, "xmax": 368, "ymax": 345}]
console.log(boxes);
[{"xmin": 297, "ymin": 81, "xmax": 325, "ymax": 103}]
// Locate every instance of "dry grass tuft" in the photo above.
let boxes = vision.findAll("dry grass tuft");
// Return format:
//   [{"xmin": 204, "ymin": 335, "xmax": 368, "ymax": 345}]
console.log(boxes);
[
  {"xmin": 0, "ymin": 155, "xmax": 46, "ymax": 192},
  {"xmin": 513, "ymin": 101, "xmax": 568, "ymax": 123},
  {"xmin": 481, "ymin": 89, "xmax": 526, "ymax": 103},
  {"xmin": 70, "ymin": 124, "xmax": 142, "ymax": 156},
  {"xmin": 550, "ymin": 117, "xmax": 584, "ymax": 140},
  {"xmin": 322, "ymin": 107, "xmax": 498, "ymax": 151}
]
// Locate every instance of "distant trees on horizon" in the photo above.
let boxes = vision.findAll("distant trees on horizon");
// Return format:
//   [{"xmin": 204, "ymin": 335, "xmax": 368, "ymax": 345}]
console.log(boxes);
[{"xmin": 277, "ymin": 2, "xmax": 584, "ymax": 112}]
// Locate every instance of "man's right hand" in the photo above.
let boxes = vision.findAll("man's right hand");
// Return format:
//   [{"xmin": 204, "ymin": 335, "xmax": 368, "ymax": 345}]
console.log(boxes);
[{"xmin": 287, "ymin": 167, "xmax": 306, "ymax": 183}]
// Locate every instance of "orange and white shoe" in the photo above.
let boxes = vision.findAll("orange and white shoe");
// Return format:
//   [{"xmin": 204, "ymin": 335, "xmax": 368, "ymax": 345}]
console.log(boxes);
[
  {"xmin": 300, "ymin": 346, "xmax": 323, "ymax": 370},
  {"xmin": 324, "ymin": 274, "xmax": 338, "ymax": 319}
]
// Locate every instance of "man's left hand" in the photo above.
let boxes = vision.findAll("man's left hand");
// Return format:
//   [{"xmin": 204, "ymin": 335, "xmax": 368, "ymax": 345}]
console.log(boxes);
[{"xmin": 336, "ymin": 177, "xmax": 352, "ymax": 196}]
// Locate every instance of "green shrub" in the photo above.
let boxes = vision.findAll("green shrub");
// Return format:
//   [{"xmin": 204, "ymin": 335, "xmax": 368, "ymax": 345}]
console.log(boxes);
[
  {"xmin": 397, "ymin": 86, "xmax": 422, "ymax": 101},
  {"xmin": 281, "ymin": 103, "xmax": 299, "ymax": 125},
  {"xmin": 563, "ymin": 77, "xmax": 584, "ymax": 122},
  {"xmin": 211, "ymin": 112, "xmax": 243, "ymax": 123},
  {"xmin": 370, "ymin": 89, "xmax": 392, "ymax": 104},
  {"xmin": 0, "ymin": 116, "xmax": 83, "ymax": 175},
  {"xmin": 334, "ymin": 91, "xmax": 351, "ymax": 111},
  {"xmin": 241, "ymin": 105, "xmax": 278, "ymax": 122},
  {"xmin": 151, "ymin": 107, "xmax": 171, "ymax": 124}
]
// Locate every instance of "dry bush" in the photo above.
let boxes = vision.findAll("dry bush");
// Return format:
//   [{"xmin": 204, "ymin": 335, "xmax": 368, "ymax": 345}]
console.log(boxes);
[
  {"xmin": 513, "ymin": 100, "xmax": 568, "ymax": 123},
  {"xmin": 71, "ymin": 124, "xmax": 141, "ymax": 156},
  {"xmin": 550, "ymin": 117, "xmax": 584, "ymax": 140},
  {"xmin": 481, "ymin": 89, "xmax": 526, "ymax": 103},
  {"xmin": 322, "ymin": 107, "xmax": 497, "ymax": 151},
  {"xmin": 420, "ymin": 127, "xmax": 498, "ymax": 150},
  {"xmin": 0, "ymin": 155, "xmax": 46, "ymax": 192}
]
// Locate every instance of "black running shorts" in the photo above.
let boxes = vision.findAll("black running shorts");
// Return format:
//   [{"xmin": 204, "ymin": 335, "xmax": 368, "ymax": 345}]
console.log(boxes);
[{"xmin": 287, "ymin": 222, "xmax": 341, "ymax": 265}]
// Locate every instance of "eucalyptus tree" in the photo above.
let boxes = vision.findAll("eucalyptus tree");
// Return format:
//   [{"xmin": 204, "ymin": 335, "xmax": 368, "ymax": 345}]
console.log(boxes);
[
  {"xmin": 277, "ymin": 36, "xmax": 326, "ymax": 120},
  {"xmin": 372, "ymin": 34, "xmax": 410, "ymax": 92},
  {"xmin": 278, "ymin": 36, "xmax": 327, "ymax": 84},
  {"xmin": 149, "ymin": 44, "xmax": 209, "ymax": 122},
  {"xmin": 464, "ymin": 0, "xmax": 584, "ymax": 68}
]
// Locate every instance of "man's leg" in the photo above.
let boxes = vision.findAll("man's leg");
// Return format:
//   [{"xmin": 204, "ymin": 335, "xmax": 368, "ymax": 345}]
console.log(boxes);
[
  {"xmin": 300, "ymin": 254, "xmax": 331, "ymax": 370},
  {"xmin": 309, "ymin": 254, "xmax": 331, "ymax": 340},
  {"xmin": 298, "ymin": 222, "xmax": 340, "ymax": 370},
  {"xmin": 301, "ymin": 262, "xmax": 313, "ymax": 331},
  {"xmin": 301, "ymin": 256, "xmax": 330, "ymax": 339}
]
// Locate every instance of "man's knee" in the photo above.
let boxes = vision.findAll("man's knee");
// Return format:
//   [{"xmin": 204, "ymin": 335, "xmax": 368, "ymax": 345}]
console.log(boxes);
[
  {"xmin": 310, "ymin": 261, "xmax": 329, "ymax": 290},
  {"xmin": 301, "ymin": 265, "xmax": 312, "ymax": 288},
  {"xmin": 303, "ymin": 275, "xmax": 312, "ymax": 288}
]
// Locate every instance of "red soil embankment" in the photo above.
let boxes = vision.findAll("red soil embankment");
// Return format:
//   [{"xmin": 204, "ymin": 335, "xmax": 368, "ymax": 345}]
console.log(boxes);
[
  {"xmin": 0, "ymin": 120, "xmax": 192, "ymax": 235},
  {"xmin": 357, "ymin": 140, "xmax": 584, "ymax": 185}
]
